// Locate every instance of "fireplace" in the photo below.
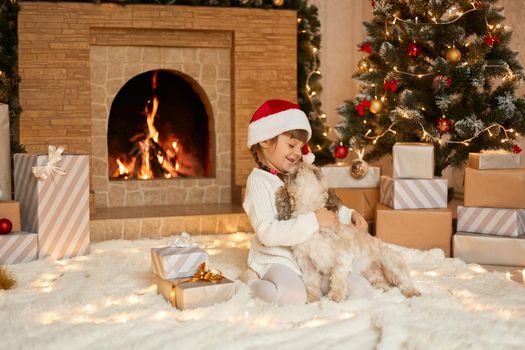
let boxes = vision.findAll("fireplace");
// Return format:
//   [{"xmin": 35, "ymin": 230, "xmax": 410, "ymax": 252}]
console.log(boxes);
[
  {"xmin": 108, "ymin": 69, "xmax": 213, "ymax": 180},
  {"xmin": 17, "ymin": 2, "xmax": 298, "ymax": 210},
  {"xmin": 89, "ymin": 44, "xmax": 231, "ymax": 207}
]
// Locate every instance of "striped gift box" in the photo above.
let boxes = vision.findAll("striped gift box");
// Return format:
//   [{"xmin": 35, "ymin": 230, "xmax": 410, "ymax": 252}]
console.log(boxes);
[
  {"xmin": 151, "ymin": 246, "xmax": 208, "ymax": 279},
  {"xmin": 457, "ymin": 206, "xmax": 525, "ymax": 237},
  {"xmin": 0, "ymin": 232, "xmax": 37, "ymax": 264},
  {"xmin": 380, "ymin": 176, "xmax": 447, "ymax": 209},
  {"xmin": 14, "ymin": 153, "xmax": 90, "ymax": 259}
]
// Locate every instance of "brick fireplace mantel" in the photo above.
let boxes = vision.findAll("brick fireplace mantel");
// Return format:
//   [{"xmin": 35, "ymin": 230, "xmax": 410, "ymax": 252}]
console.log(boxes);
[{"xmin": 18, "ymin": 2, "xmax": 298, "ymax": 208}]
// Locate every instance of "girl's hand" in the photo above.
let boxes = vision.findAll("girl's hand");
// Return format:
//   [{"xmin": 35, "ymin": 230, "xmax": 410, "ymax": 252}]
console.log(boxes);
[
  {"xmin": 315, "ymin": 208, "xmax": 338, "ymax": 228},
  {"xmin": 352, "ymin": 211, "xmax": 368, "ymax": 231}
]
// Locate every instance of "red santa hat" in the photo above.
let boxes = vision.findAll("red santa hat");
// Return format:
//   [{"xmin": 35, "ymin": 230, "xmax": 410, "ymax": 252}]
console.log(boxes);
[{"xmin": 247, "ymin": 99, "xmax": 312, "ymax": 149}]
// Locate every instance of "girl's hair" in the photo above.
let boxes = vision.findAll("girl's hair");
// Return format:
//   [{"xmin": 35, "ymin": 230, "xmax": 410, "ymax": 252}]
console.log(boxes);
[{"xmin": 250, "ymin": 129, "xmax": 309, "ymax": 174}]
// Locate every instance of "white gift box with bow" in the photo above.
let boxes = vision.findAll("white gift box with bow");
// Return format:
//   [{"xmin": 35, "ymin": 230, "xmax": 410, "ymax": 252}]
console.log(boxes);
[
  {"xmin": 13, "ymin": 145, "xmax": 90, "ymax": 259},
  {"xmin": 151, "ymin": 233, "xmax": 208, "ymax": 279}
]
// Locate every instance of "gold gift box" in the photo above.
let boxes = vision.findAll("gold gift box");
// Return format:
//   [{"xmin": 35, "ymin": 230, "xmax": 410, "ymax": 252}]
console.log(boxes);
[
  {"xmin": 375, "ymin": 203, "xmax": 452, "ymax": 256},
  {"xmin": 156, "ymin": 275, "xmax": 235, "ymax": 310},
  {"xmin": 393, "ymin": 142, "xmax": 434, "ymax": 179},
  {"xmin": 453, "ymin": 232, "xmax": 525, "ymax": 266},
  {"xmin": 468, "ymin": 151, "xmax": 521, "ymax": 170},
  {"xmin": 333, "ymin": 188, "xmax": 379, "ymax": 221}
]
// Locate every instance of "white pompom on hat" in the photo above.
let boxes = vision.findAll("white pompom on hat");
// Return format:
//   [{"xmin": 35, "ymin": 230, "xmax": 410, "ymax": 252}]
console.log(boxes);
[{"xmin": 246, "ymin": 99, "xmax": 312, "ymax": 148}]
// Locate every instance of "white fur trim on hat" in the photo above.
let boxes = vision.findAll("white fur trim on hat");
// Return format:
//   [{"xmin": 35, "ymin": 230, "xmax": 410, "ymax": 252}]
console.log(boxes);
[{"xmin": 247, "ymin": 108, "xmax": 312, "ymax": 148}]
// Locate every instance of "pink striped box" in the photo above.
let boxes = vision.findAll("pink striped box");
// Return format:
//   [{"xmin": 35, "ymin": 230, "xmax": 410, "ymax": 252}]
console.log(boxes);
[
  {"xmin": 13, "ymin": 152, "xmax": 90, "ymax": 259},
  {"xmin": 151, "ymin": 246, "xmax": 208, "ymax": 279},
  {"xmin": 380, "ymin": 176, "xmax": 448, "ymax": 209},
  {"xmin": 457, "ymin": 206, "xmax": 525, "ymax": 237},
  {"xmin": 0, "ymin": 232, "xmax": 38, "ymax": 264}
]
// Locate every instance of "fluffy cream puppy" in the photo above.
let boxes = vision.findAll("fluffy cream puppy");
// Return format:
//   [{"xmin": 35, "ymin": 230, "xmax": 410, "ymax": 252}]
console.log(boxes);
[{"xmin": 275, "ymin": 162, "xmax": 420, "ymax": 302}]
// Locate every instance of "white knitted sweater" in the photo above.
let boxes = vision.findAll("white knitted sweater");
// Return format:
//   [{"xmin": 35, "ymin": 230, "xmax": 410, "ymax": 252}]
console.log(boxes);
[{"xmin": 243, "ymin": 168, "xmax": 352, "ymax": 277}]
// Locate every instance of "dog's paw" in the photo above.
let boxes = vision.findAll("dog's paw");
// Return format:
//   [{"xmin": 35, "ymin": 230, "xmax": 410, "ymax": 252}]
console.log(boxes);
[
  {"xmin": 400, "ymin": 286, "xmax": 421, "ymax": 298},
  {"xmin": 327, "ymin": 288, "xmax": 347, "ymax": 303},
  {"xmin": 307, "ymin": 290, "xmax": 322, "ymax": 303}
]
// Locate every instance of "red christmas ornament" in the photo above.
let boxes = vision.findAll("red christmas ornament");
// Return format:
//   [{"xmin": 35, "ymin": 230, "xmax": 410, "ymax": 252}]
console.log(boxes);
[
  {"xmin": 436, "ymin": 117, "xmax": 453, "ymax": 134},
  {"xmin": 383, "ymin": 79, "xmax": 399, "ymax": 92},
  {"xmin": 334, "ymin": 145, "xmax": 349, "ymax": 159},
  {"xmin": 407, "ymin": 43, "xmax": 422, "ymax": 57},
  {"xmin": 513, "ymin": 144, "xmax": 522, "ymax": 154},
  {"xmin": 432, "ymin": 75, "xmax": 452, "ymax": 88},
  {"xmin": 358, "ymin": 42, "xmax": 373, "ymax": 55},
  {"xmin": 0, "ymin": 218, "xmax": 12, "ymax": 235},
  {"xmin": 371, "ymin": 0, "xmax": 376, "ymax": 8},
  {"xmin": 474, "ymin": 1, "xmax": 484, "ymax": 9},
  {"xmin": 355, "ymin": 98, "xmax": 371, "ymax": 116},
  {"xmin": 483, "ymin": 35, "xmax": 502, "ymax": 46}
]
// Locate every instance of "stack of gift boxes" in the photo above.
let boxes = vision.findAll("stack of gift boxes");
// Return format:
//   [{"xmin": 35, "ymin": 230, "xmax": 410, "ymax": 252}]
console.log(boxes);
[
  {"xmin": 151, "ymin": 236, "xmax": 235, "ymax": 310},
  {"xmin": 453, "ymin": 151, "xmax": 525, "ymax": 266},
  {"xmin": 321, "ymin": 161, "xmax": 381, "ymax": 226},
  {"xmin": 375, "ymin": 143, "xmax": 453, "ymax": 256},
  {"xmin": 0, "ymin": 146, "xmax": 90, "ymax": 264}
]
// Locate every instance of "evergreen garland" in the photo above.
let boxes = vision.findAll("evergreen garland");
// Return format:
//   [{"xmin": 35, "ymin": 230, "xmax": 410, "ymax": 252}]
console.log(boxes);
[{"xmin": 0, "ymin": 0, "xmax": 334, "ymax": 165}]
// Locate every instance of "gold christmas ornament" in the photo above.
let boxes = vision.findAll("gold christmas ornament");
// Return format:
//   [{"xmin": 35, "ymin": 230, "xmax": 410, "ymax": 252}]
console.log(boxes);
[
  {"xmin": 350, "ymin": 158, "xmax": 369, "ymax": 179},
  {"xmin": 369, "ymin": 98, "xmax": 383, "ymax": 114},
  {"xmin": 446, "ymin": 47, "xmax": 462, "ymax": 64},
  {"xmin": 272, "ymin": 0, "xmax": 284, "ymax": 7},
  {"xmin": 357, "ymin": 58, "xmax": 371, "ymax": 72}
]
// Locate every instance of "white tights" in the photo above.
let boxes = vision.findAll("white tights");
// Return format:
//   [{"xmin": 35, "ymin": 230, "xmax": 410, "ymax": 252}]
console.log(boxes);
[{"xmin": 250, "ymin": 264, "xmax": 374, "ymax": 306}]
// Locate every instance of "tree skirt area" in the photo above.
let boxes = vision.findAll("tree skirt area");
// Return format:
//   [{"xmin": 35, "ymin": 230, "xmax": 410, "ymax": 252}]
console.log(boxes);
[{"xmin": 2, "ymin": 233, "xmax": 525, "ymax": 350}]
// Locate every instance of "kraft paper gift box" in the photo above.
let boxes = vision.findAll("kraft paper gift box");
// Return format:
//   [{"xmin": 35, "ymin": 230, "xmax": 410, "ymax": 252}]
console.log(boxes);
[
  {"xmin": 151, "ymin": 245, "xmax": 208, "ymax": 279},
  {"xmin": 453, "ymin": 232, "xmax": 525, "ymax": 266},
  {"xmin": 464, "ymin": 167, "xmax": 525, "ymax": 208},
  {"xmin": 0, "ymin": 232, "xmax": 38, "ymax": 264},
  {"xmin": 0, "ymin": 201, "xmax": 21, "ymax": 232},
  {"xmin": 321, "ymin": 165, "xmax": 380, "ymax": 188},
  {"xmin": 156, "ymin": 275, "xmax": 235, "ymax": 310},
  {"xmin": 375, "ymin": 204, "xmax": 452, "ymax": 256},
  {"xmin": 13, "ymin": 146, "xmax": 90, "ymax": 259},
  {"xmin": 393, "ymin": 143, "xmax": 434, "ymax": 179},
  {"xmin": 468, "ymin": 151, "xmax": 521, "ymax": 170},
  {"xmin": 380, "ymin": 176, "xmax": 447, "ymax": 209},
  {"xmin": 332, "ymin": 188, "xmax": 379, "ymax": 221},
  {"xmin": 457, "ymin": 206, "xmax": 525, "ymax": 237}
]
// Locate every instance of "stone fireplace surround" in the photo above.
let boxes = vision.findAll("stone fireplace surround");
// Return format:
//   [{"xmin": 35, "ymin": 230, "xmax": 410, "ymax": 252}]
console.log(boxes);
[
  {"xmin": 90, "ymin": 45, "xmax": 230, "ymax": 208},
  {"xmin": 18, "ymin": 2, "xmax": 298, "ymax": 209}
]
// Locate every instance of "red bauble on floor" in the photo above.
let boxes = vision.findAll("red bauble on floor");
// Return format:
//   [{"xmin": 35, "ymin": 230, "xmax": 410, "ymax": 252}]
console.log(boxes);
[{"xmin": 0, "ymin": 218, "xmax": 13, "ymax": 235}]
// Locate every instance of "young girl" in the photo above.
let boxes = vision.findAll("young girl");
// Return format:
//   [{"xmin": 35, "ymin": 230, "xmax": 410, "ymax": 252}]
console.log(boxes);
[{"xmin": 243, "ymin": 99, "xmax": 374, "ymax": 305}]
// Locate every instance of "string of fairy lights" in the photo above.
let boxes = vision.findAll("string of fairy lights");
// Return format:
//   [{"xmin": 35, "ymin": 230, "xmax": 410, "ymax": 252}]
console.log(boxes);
[
  {"xmin": 354, "ymin": 0, "xmax": 522, "ymax": 149},
  {"xmin": 302, "ymin": 30, "xmax": 331, "ymax": 150}
]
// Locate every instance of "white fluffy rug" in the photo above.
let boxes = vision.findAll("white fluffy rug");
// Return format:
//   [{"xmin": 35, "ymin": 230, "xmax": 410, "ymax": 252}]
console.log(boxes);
[{"xmin": 2, "ymin": 233, "xmax": 525, "ymax": 350}]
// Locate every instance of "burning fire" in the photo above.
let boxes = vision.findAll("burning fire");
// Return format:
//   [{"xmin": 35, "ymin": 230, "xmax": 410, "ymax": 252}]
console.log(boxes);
[{"xmin": 111, "ymin": 71, "xmax": 183, "ymax": 180}]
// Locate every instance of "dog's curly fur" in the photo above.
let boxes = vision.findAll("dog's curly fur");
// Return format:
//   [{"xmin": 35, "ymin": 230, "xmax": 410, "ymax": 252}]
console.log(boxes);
[{"xmin": 275, "ymin": 162, "xmax": 420, "ymax": 302}]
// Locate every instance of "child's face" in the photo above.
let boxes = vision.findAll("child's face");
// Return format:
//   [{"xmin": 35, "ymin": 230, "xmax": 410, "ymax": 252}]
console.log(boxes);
[{"xmin": 260, "ymin": 133, "xmax": 304, "ymax": 173}]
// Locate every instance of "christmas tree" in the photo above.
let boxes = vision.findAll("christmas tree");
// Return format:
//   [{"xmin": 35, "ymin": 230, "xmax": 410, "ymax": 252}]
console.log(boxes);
[{"xmin": 335, "ymin": 0, "xmax": 525, "ymax": 176}]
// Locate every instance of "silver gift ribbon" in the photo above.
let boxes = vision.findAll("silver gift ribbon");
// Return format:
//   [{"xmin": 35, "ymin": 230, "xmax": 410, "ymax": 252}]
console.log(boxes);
[
  {"xmin": 32, "ymin": 145, "xmax": 67, "ymax": 180},
  {"xmin": 168, "ymin": 232, "xmax": 197, "ymax": 248}
]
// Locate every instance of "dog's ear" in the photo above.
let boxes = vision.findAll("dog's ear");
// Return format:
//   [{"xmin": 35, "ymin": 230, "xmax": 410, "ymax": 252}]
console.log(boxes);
[
  {"xmin": 325, "ymin": 189, "xmax": 342, "ymax": 213},
  {"xmin": 275, "ymin": 186, "xmax": 294, "ymax": 220}
]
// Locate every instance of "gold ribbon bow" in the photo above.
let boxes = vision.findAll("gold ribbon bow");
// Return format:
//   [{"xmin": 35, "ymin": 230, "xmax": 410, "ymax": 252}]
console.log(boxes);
[
  {"xmin": 32, "ymin": 145, "xmax": 67, "ymax": 180},
  {"xmin": 169, "ymin": 263, "xmax": 223, "ymax": 307}
]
